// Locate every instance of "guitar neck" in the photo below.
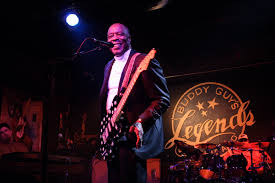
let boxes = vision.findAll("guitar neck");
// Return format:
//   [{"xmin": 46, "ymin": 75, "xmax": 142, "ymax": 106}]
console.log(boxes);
[
  {"xmin": 111, "ymin": 49, "xmax": 156, "ymax": 123},
  {"xmin": 111, "ymin": 68, "xmax": 140, "ymax": 123}
]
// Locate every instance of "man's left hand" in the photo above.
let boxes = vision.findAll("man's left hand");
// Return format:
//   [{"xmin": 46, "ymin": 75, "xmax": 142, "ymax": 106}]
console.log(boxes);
[{"xmin": 129, "ymin": 120, "xmax": 144, "ymax": 149}]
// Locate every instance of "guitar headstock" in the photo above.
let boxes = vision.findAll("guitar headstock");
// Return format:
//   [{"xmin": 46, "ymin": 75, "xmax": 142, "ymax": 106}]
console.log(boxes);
[
  {"xmin": 147, "ymin": 48, "xmax": 156, "ymax": 59},
  {"xmin": 138, "ymin": 48, "xmax": 157, "ymax": 72}
]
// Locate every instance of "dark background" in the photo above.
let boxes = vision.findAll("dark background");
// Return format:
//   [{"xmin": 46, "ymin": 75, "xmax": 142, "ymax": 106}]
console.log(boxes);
[{"xmin": 1, "ymin": 0, "xmax": 274, "ymax": 154}]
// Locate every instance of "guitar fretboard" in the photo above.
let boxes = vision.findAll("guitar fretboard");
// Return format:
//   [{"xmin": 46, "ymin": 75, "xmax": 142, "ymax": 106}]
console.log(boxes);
[{"xmin": 111, "ymin": 49, "xmax": 156, "ymax": 125}]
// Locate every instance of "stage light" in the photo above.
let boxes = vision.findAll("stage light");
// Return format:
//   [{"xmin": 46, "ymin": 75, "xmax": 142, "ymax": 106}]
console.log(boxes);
[{"xmin": 66, "ymin": 13, "xmax": 79, "ymax": 26}]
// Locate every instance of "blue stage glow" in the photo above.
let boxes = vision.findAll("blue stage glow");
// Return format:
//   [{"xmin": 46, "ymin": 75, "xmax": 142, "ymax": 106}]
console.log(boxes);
[{"xmin": 66, "ymin": 13, "xmax": 79, "ymax": 26}]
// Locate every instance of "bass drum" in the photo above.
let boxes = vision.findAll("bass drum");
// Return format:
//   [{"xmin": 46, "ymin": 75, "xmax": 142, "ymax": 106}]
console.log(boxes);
[
  {"xmin": 199, "ymin": 154, "xmax": 225, "ymax": 180},
  {"xmin": 226, "ymin": 154, "xmax": 248, "ymax": 178}
]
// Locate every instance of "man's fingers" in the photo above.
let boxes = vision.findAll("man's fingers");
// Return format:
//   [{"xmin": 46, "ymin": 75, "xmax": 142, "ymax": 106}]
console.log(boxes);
[
  {"xmin": 136, "ymin": 137, "xmax": 140, "ymax": 149},
  {"xmin": 129, "ymin": 126, "xmax": 142, "ymax": 149},
  {"xmin": 134, "ymin": 127, "xmax": 140, "ymax": 148},
  {"xmin": 129, "ymin": 126, "xmax": 134, "ymax": 133}
]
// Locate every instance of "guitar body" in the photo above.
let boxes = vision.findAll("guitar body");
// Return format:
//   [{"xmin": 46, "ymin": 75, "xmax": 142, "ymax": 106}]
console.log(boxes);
[{"xmin": 99, "ymin": 95, "xmax": 129, "ymax": 160}]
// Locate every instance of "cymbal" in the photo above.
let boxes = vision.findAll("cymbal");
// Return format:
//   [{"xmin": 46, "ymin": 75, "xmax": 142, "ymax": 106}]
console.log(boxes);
[
  {"xmin": 174, "ymin": 140, "xmax": 195, "ymax": 151},
  {"xmin": 174, "ymin": 140, "xmax": 187, "ymax": 146},
  {"xmin": 220, "ymin": 141, "xmax": 246, "ymax": 148},
  {"xmin": 221, "ymin": 141, "xmax": 271, "ymax": 149},
  {"xmin": 250, "ymin": 141, "xmax": 270, "ymax": 148},
  {"xmin": 174, "ymin": 140, "xmax": 202, "ymax": 157},
  {"xmin": 195, "ymin": 143, "xmax": 217, "ymax": 149}
]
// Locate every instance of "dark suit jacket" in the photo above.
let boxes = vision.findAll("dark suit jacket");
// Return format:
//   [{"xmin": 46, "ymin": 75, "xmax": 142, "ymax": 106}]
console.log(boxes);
[{"xmin": 99, "ymin": 49, "xmax": 170, "ymax": 159}]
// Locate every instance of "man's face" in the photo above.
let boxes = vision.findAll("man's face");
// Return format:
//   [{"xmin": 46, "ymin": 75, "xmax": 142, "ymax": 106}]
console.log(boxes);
[
  {"xmin": 107, "ymin": 23, "xmax": 131, "ymax": 57},
  {"xmin": 0, "ymin": 127, "xmax": 12, "ymax": 143}
]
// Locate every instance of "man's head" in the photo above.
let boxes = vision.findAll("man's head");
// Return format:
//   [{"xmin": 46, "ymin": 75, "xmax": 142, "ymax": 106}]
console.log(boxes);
[
  {"xmin": 238, "ymin": 133, "xmax": 249, "ymax": 142},
  {"xmin": 0, "ymin": 123, "xmax": 12, "ymax": 144},
  {"xmin": 107, "ymin": 23, "xmax": 131, "ymax": 57}
]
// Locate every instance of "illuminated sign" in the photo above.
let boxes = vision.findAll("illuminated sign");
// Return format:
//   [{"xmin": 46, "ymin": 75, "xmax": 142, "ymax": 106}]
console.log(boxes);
[{"xmin": 165, "ymin": 82, "xmax": 255, "ymax": 156}]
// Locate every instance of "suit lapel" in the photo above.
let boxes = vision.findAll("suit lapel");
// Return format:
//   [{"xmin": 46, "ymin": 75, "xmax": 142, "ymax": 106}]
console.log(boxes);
[
  {"xmin": 99, "ymin": 59, "xmax": 115, "ymax": 111},
  {"xmin": 118, "ymin": 50, "xmax": 137, "ymax": 94},
  {"xmin": 104, "ymin": 59, "xmax": 115, "ymax": 89}
]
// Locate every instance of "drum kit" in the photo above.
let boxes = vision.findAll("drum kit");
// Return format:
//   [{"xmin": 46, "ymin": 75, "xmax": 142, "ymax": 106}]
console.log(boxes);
[{"xmin": 166, "ymin": 139, "xmax": 274, "ymax": 183}]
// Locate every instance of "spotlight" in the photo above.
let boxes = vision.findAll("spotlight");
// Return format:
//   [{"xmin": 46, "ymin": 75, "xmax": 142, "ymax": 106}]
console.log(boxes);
[
  {"xmin": 66, "ymin": 13, "xmax": 79, "ymax": 26},
  {"xmin": 64, "ymin": 1, "xmax": 80, "ymax": 27}
]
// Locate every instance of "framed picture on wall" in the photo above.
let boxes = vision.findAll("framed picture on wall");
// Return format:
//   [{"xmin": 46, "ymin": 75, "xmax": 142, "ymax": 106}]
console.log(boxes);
[{"xmin": 0, "ymin": 88, "xmax": 43, "ymax": 152}]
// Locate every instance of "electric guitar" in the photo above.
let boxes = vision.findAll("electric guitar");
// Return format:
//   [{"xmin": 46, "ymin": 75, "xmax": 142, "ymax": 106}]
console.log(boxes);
[{"xmin": 99, "ymin": 49, "xmax": 156, "ymax": 160}]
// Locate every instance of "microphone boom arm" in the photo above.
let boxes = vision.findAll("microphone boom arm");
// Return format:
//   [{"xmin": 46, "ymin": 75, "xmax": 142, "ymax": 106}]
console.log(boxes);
[{"xmin": 73, "ymin": 37, "xmax": 111, "ymax": 59}]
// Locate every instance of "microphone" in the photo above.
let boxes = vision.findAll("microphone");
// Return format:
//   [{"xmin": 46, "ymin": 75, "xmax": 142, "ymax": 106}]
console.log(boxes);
[{"xmin": 92, "ymin": 38, "xmax": 114, "ymax": 48}]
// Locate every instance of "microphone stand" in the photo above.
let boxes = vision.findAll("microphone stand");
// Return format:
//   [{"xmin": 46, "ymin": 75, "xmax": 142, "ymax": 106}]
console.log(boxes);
[
  {"xmin": 41, "ymin": 97, "xmax": 48, "ymax": 183},
  {"xmin": 72, "ymin": 47, "xmax": 102, "ymax": 61},
  {"xmin": 40, "ymin": 37, "xmax": 104, "ymax": 183}
]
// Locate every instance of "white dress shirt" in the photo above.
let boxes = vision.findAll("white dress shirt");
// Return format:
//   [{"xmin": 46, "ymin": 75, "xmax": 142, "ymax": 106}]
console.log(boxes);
[{"xmin": 106, "ymin": 49, "xmax": 131, "ymax": 112}]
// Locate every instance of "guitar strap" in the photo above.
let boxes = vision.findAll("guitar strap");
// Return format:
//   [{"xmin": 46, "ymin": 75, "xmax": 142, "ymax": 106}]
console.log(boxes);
[{"xmin": 119, "ymin": 52, "xmax": 141, "ymax": 95}]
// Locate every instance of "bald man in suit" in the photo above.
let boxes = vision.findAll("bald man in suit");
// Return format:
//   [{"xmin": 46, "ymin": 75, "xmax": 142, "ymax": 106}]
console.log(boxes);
[{"xmin": 98, "ymin": 23, "xmax": 170, "ymax": 183}]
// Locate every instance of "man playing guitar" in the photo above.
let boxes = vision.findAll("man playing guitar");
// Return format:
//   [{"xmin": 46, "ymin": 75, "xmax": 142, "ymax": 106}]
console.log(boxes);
[{"xmin": 98, "ymin": 23, "xmax": 170, "ymax": 183}]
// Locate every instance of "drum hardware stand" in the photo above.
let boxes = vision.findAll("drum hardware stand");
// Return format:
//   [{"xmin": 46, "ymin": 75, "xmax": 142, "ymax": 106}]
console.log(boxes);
[
  {"xmin": 259, "ymin": 150, "xmax": 272, "ymax": 174},
  {"xmin": 247, "ymin": 148, "xmax": 263, "ymax": 183},
  {"xmin": 248, "ymin": 148, "xmax": 256, "ymax": 172},
  {"xmin": 215, "ymin": 145, "xmax": 226, "ymax": 182},
  {"xmin": 247, "ymin": 148, "xmax": 267, "ymax": 172}
]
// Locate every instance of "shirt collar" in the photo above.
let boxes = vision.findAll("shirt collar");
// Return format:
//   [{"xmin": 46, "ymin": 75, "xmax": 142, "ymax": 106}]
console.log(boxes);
[{"xmin": 114, "ymin": 49, "xmax": 132, "ymax": 62}]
